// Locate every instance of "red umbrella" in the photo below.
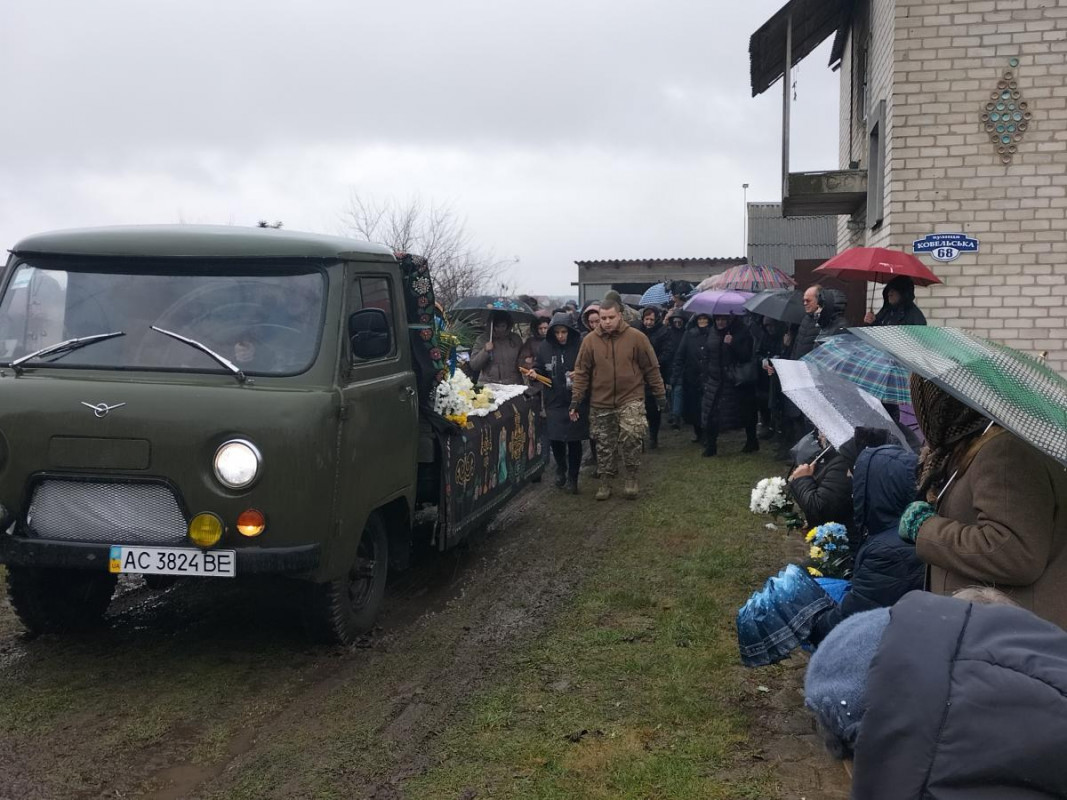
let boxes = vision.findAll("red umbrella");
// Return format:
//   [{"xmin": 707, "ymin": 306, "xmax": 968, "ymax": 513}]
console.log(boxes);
[{"xmin": 814, "ymin": 247, "xmax": 942, "ymax": 286}]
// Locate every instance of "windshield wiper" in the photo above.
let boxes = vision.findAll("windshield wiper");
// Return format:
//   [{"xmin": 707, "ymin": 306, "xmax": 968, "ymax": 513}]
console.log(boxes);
[
  {"xmin": 149, "ymin": 326, "xmax": 248, "ymax": 384},
  {"xmin": 9, "ymin": 331, "xmax": 125, "ymax": 374}
]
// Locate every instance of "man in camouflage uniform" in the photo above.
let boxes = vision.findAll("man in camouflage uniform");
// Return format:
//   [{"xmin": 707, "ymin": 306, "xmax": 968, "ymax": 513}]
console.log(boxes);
[{"xmin": 570, "ymin": 292, "xmax": 667, "ymax": 500}]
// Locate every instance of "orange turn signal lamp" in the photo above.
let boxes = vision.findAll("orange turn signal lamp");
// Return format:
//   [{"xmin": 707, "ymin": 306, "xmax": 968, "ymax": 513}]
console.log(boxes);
[{"xmin": 236, "ymin": 508, "xmax": 266, "ymax": 537}]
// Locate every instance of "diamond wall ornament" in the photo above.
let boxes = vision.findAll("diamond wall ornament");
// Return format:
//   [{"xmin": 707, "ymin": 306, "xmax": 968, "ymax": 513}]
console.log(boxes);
[{"xmin": 980, "ymin": 59, "xmax": 1031, "ymax": 164}]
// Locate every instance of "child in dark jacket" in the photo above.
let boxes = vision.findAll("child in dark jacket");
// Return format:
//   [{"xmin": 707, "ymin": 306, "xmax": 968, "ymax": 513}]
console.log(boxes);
[{"xmin": 808, "ymin": 445, "xmax": 925, "ymax": 645}]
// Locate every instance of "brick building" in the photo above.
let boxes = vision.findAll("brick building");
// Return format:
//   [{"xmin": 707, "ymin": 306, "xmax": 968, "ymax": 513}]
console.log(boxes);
[{"xmin": 750, "ymin": 0, "xmax": 1067, "ymax": 373}]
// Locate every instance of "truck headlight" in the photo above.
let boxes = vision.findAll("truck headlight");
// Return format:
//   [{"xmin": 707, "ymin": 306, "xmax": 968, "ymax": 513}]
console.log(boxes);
[{"xmin": 213, "ymin": 439, "xmax": 261, "ymax": 490}]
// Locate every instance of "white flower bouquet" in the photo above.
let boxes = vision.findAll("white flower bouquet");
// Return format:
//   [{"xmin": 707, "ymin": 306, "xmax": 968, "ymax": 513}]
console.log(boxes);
[
  {"xmin": 749, "ymin": 476, "xmax": 790, "ymax": 515},
  {"xmin": 433, "ymin": 371, "xmax": 498, "ymax": 425}
]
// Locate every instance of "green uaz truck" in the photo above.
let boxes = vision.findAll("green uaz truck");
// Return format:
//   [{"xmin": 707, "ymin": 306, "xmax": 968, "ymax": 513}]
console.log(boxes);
[{"xmin": 0, "ymin": 225, "xmax": 546, "ymax": 643}]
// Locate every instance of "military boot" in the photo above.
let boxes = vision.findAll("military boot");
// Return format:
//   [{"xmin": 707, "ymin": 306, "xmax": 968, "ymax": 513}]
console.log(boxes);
[
  {"xmin": 595, "ymin": 480, "xmax": 613, "ymax": 501},
  {"xmin": 624, "ymin": 476, "xmax": 639, "ymax": 500}
]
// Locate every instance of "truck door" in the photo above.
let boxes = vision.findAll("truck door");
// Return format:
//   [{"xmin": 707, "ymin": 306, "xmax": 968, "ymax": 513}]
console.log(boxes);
[{"xmin": 339, "ymin": 268, "xmax": 418, "ymax": 520}]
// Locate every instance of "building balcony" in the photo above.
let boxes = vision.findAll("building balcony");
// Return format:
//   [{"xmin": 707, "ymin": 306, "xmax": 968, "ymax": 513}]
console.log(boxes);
[{"xmin": 783, "ymin": 169, "xmax": 868, "ymax": 217}]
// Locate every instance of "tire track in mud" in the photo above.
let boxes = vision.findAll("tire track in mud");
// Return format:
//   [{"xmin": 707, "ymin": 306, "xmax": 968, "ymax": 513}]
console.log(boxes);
[{"xmin": 141, "ymin": 466, "xmax": 637, "ymax": 799}]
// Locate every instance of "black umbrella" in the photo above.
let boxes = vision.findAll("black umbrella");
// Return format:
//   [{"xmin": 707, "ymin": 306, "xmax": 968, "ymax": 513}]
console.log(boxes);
[{"xmin": 743, "ymin": 289, "xmax": 806, "ymax": 325}]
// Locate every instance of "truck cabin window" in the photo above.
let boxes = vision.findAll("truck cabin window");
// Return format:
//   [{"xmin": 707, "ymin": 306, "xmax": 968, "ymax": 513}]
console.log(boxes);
[
  {"xmin": 348, "ymin": 276, "xmax": 395, "ymax": 361},
  {"xmin": 0, "ymin": 260, "xmax": 326, "ymax": 376}
]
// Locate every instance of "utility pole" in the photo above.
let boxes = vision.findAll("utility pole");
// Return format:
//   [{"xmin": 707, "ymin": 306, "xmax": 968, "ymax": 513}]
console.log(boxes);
[{"xmin": 742, "ymin": 183, "xmax": 750, "ymax": 261}]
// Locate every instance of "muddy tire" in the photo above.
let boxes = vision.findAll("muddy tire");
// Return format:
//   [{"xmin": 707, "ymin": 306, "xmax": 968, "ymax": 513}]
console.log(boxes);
[
  {"xmin": 303, "ymin": 514, "xmax": 389, "ymax": 645},
  {"xmin": 6, "ymin": 567, "xmax": 116, "ymax": 635}
]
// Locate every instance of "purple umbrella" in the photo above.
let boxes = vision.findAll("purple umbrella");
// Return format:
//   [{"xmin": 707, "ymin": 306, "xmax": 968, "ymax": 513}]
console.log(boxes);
[{"xmin": 682, "ymin": 289, "xmax": 754, "ymax": 317}]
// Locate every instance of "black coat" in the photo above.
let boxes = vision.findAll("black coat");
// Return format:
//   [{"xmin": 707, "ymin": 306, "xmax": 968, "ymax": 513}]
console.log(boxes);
[
  {"xmin": 851, "ymin": 591, "xmax": 1067, "ymax": 799},
  {"xmin": 788, "ymin": 446, "xmax": 853, "ymax": 532},
  {"xmin": 809, "ymin": 446, "xmax": 925, "ymax": 644},
  {"xmin": 815, "ymin": 288, "xmax": 849, "ymax": 342},
  {"xmin": 670, "ymin": 324, "xmax": 708, "ymax": 426},
  {"xmin": 700, "ymin": 319, "xmax": 755, "ymax": 432},
  {"xmin": 642, "ymin": 318, "xmax": 675, "ymax": 388},
  {"xmin": 535, "ymin": 318, "xmax": 589, "ymax": 442},
  {"xmin": 873, "ymin": 276, "xmax": 927, "ymax": 326},
  {"xmin": 791, "ymin": 313, "xmax": 820, "ymax": 359}
]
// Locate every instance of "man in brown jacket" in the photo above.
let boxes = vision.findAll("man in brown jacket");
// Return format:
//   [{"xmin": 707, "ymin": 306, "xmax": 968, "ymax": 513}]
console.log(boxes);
[
  {"xmin": 569, "ymin": 292, "xmax": 666, "ymax": 500},
  {"xmin": 899, "ymin": 377, "xmax": 1067, "ymax": 630}
]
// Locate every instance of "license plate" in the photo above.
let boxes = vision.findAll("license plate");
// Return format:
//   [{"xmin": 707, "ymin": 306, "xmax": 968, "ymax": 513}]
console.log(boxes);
[{"xmin": 108, "ymin": 545, "xmax": 236, "ymax": 578}]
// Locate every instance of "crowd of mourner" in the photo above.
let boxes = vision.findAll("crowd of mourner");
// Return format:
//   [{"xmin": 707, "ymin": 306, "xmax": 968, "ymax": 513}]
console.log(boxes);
[{"xmin": 461, "ymin": 275, "xmax": 1067, "ymax": 798}]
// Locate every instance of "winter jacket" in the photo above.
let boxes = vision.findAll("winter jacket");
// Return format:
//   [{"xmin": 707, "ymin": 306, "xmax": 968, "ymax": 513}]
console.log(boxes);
[
  {"xmin": 570, "ymin": 319, "xmax": 666, "ymax": 411},
  {"xmin": 700, "ymin": 318, "xmax": 755, "ymax": 432},
  {"xmin": 665, "ymin": 320, "xmax": 686, "ymax": 376},
  {"xmin": 872, "ymin": 275, "xmax": 927, "ymax": 326},
  {"xmin": 470, "ymin": 329, "xmax": 524, "ymax": 384},
  {"xmin": 641, "ymin": 312, "xmax": 676, "ymax": 389},
  {"xmin": 789, "ymin": 445, "xmax": 853, "ymax": 533},
  {"xmin": 850, "ymin": 591, "xmax": 1067, "ymax": 799},
  {"xmin": 809, "ymin": 446, "xmax": 924, "ymax": 645},
  {"xmin": 535, "ymin": 313, "xmax": 589, "ymax": 442},
  {"xmin": 791, "ymin": 313, "xmax": 820, "ymax": 359},
  {"xmin": 815, "ymin": 288, "xmax": 849, "ymax": 342},
  {"xmin": 578, "ymin": 302, "xmax": 600, "ymax": 341},
  {"xmin": 916, "ymin": 429, "xmax": 1067, "ymax": 630},
  {"xmin": 670, "ymin": 323, "xmax": 707, "ymax": 388}
]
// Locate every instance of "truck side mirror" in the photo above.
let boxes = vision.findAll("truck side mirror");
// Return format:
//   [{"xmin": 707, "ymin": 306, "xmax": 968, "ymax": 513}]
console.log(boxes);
[{"xmin": 348, "ymin": 308, "xmax": 392, "ymax": 360}]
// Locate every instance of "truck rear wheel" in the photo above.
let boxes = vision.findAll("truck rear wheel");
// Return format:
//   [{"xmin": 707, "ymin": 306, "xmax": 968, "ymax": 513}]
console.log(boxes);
[
  {"xmin": 6, "ymin": 566, "xmax": 116, "ymax": 635},
  {"xmin": 303, "ymin": 514, "xmax": 389, "ymax": 645}
]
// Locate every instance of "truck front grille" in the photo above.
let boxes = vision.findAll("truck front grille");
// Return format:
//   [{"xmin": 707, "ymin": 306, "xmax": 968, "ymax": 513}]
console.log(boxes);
[{"xmin": 26, "ymin": 480, "xmax": 187, "ymax": 545}]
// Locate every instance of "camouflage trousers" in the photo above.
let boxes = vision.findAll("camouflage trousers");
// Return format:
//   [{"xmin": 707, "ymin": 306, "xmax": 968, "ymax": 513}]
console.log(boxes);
[{"xmin": 590, "ymin": 400, "xmax": 647, "ymax": 479}]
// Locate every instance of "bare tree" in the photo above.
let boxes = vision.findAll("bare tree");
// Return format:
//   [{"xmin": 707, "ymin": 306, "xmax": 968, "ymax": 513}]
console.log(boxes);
[{"xmin": 341, "ymin": 192, "xmax": 514, "ymax": 309}]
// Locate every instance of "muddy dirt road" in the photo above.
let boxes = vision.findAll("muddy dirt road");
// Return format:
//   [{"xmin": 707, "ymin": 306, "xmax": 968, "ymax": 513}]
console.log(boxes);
[
  {"xmin": 0, "ymin": 435, "xmax": 846, "ymax": 799},
  {"xmin": 0, "ymin": 470, "xmax": 627, "ymax": 800}
]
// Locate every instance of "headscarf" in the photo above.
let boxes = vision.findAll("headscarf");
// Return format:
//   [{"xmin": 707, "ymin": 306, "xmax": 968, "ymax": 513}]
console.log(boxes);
[{"xmin": 911, "ymin": 374, "xmax": 989, "ymax": 501}]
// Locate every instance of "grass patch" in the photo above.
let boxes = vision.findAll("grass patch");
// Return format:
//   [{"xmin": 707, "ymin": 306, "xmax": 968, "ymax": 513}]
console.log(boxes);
[{"xmin": 405, "ymin": 434, "xmax": 799, "ymax": 800}]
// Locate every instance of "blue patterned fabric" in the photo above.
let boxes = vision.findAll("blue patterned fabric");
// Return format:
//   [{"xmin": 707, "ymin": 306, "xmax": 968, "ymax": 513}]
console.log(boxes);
[{"xmin": 737, "ymin": 564, "xmax": 835, "ymax": 667}]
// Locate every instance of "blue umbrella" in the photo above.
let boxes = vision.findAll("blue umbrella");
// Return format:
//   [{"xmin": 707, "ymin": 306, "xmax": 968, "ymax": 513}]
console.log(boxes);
[{"xmin": 639, "ymin": 282, "xmax": 672, "ymax": 307}]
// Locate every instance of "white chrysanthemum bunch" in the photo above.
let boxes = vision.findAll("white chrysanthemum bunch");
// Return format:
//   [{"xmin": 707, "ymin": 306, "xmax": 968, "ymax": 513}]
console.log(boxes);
[{"xmin": 749, "ymin": 476, "xmax": 790, "ymax": 515}]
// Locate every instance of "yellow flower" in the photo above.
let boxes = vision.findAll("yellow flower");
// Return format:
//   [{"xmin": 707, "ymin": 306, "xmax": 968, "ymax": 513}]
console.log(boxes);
[
  {"xmin": 809, "ymin": 546, "xmax": 825, "ymax": 561},
  {"xmin": 807, "ymin": 566, "xmax": 824, "ymax": 577},
  {"xmin": 805, "ymin": 529, "xmax": 817, "ymax": 542}
]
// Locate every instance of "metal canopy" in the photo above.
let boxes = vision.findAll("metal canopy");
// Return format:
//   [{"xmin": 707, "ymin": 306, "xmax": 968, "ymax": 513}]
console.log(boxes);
[{"xmin": 749, "ymin": 0, "xmax": 851, "ymax": 97}]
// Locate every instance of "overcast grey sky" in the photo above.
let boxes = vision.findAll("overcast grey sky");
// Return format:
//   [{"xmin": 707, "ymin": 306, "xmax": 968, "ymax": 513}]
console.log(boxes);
[{"xmin": 1, "ymin": 0, "xmax": 838, "ymax": 295}]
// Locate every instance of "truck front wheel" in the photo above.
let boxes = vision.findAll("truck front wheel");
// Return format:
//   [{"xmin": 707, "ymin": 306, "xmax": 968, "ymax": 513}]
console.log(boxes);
[
  {"xmin": 303, "ymin": 514, "xmax": 389, "ymax": 645},
  {"xmin": 6, "ymin": 566, "xmax": 116, "ymax": 635}
]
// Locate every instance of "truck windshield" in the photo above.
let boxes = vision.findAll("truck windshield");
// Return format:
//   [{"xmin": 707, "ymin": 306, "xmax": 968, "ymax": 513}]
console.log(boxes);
[{"xmin": 0, "ymin": 259, "xmax": 327, "ymax": 376}]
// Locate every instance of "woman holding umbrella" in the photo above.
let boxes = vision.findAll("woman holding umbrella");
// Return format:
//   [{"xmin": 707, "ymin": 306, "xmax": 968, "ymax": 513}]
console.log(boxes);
[
  {"xmin": 470, "ymin": 311, "xmax": 524, "ymax": 384},
  {"xmin": 899, "ymin": 376, "xmax": 1067, "ymax": 629}
]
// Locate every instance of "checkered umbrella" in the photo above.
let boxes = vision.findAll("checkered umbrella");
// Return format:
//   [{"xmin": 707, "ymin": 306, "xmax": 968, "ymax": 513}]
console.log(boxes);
[
  {"xmin": 801, "ymin": 333, "xmax": 911, "ymax": 404},
  {"xmin": 699, "ymin": 264, "xmax": 796, "ymax": 293},
  {"xmin": 852, "ymin": 326, "xmax": 1067, "ymax": 466},
  {"xmin": 639, "ymin": 283, "xmax": 673, "ymax": 306},
  {"xmin": 772, "ymin": 358, "xmax": 908, "ymax": 450}
]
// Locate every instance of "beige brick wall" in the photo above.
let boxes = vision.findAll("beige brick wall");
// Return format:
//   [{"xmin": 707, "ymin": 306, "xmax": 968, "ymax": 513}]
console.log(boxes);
[{"xmin": 839, "ymin": 0, "xmax": 1067, "ymax": 374}]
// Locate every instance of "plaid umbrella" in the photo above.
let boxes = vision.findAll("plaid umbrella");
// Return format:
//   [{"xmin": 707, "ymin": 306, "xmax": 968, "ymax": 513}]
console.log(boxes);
[
  {"xmin": 699, "ymin": 264, "xmax": 796, "ymax": 293},
  {"xmin": 801, "ymin": 333, "xmax": 911, "ymax": 404},
  {"xmin": 682, "ymin": 289, "xmax": 754, "ymax": 317},
  {"xmin": 639, "ymin": 282, "xmax": 673, "ymax": 306},
  {"xmin": 851, "ymin": 326, "xmax": 1067, "ymax": 466},
  {"xmin": 772, "ymin": 358, "xmax": 908, "ymax": 449}
]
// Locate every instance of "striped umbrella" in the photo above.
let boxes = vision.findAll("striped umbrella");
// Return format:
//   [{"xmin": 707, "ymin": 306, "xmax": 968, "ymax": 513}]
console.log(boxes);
[
  {"xmin": 639, "ymin": 282, "xmax": 673, "ymax": 306},
  {"xmin": 852, "ymin": 326, "xmax": 1067, "ymax": 466},
  {"xmin": 801, "ymin": 333, "xmax": 911, "ymax": 404},
  {"xmin": 699, "ymin": 264, "xmax": 796, "ymax": 293}
]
